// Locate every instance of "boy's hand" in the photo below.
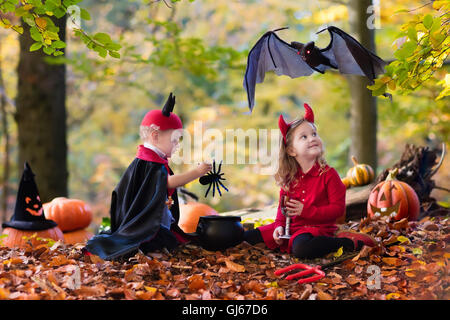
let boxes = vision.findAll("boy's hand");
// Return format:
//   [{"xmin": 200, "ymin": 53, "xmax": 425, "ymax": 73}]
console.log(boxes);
[
  {"xmin": 286, "ymin": 199, "xmax": 304, "ymax": 217},
  {"xmin": 273, "ymin": 226, "xmax": 285, "ymax": 245},
  {"xmin": 196, "ymin": 162, "xmax": 212, "ymax": 177}
]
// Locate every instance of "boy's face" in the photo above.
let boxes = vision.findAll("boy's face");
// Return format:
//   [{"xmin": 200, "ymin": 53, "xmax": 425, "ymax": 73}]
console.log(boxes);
[{"xmin": 152, "ymin": 129, "xmax": 183, "ymax": 158}]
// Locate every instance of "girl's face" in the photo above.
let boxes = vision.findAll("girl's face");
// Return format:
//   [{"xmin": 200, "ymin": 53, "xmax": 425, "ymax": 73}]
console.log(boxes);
[
  {"xmin": 153, "ymin": 129, "xmax": 183, "ymax": 158},
  {"xmin": 287, "ymin": 121, "xmax": 323, "ymax": 160}
]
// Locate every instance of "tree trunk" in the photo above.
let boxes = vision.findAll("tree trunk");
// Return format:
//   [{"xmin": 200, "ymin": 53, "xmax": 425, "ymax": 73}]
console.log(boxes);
[
  {"xmin": 347, "ymin": 0, "xmax": 378, "ymax": 173},
  {"xmin": 0, "ymin": 37, "xmax": 10, "ymax": 223},
  {"xmin": 15, "ymin": 17, "xmax": 68, "ymax": 203}
]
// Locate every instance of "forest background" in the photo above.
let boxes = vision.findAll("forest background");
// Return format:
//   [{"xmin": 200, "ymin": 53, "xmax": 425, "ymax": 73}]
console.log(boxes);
[{"xmin": 0, "ymin": 0, "xmax": 448, "ymax": 226}]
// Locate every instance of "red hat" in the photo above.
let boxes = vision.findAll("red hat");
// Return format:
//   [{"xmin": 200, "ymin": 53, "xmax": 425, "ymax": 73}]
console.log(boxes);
[
  {"xmin": 141, "ymin": 92, "xmax": 183, "ymax": 130},
  {"xmin": 279, "ymin": 103, "xmax": 315, "ymax": 144}
]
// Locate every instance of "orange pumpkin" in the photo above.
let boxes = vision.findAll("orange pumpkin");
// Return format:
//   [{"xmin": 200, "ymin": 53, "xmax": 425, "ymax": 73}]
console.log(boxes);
[
  {"xmin": 346, "ymin": 156, "xmax": 375, "ymax": 187},
  {"xmin": 43, "ymin": 197, "xmax": 93, "ymax": 232},
  {"xmin": 367, "ymin": 168, "xmax": 420, "ymax": 221},
  {"xmin": 178, "ymin": 202, "xmax": 218, "ymax": 233},
  {"xmin": 1, "ymin": 226, "xmax": 64, "ymax": 248},
  {"xmin": 63, "ymin": 229, "xmax": 94, "ymax": 245}
]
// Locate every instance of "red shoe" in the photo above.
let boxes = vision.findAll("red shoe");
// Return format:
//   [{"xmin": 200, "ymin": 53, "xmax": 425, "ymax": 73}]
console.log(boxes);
[{"xmin": 336, "ymin": 230, "xmax": 377, "ymax": 249}]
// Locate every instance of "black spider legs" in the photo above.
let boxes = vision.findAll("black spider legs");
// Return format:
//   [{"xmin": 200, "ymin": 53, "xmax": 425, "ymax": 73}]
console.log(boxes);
[{"xmin": 204, "ymin": 177, "xmax": 213, "ymax": 198}]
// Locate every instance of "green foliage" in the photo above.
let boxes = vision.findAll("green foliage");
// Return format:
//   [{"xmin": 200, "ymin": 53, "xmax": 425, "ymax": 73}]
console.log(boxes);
[
  {"xmin": 0, "ymin": 0, "xmax": 121, "ymax": 58},
  {"xmin": 368, "ymin": 1, "xmax": 450, "ymax": 100},
  {"xmin": 98, "ymin": 217, "xmax": 111, "ymax": 234}
]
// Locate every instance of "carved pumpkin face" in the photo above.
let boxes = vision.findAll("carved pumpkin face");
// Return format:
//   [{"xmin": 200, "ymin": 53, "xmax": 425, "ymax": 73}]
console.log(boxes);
[
  {"xmin": 25, "ymin": 195, "xmax": 43, "ymax": 216},
  {"xmin": 368, "ymin": 183, "xmax": 402, "ymax": 218},
  {"xmin": 367, "ymin": 170, "xmax": 420, "ymax": 221}
]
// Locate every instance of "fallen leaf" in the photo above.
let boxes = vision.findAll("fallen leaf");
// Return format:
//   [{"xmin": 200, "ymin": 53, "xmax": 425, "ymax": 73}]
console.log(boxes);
[
  {"xmin": 316, "ymin": 288, "xmax": 333, "ymax": 300},
  {"xmin": 346, "ymin": 274, "xmax": 360, "ymax": 286},
  {"xmin": 386, "ymin": 292, "xmax": 401, "ymax": 300},
  {"xmin": 202, "ymin": 290, "xmax": 212, "ymax": 300},
  {"xmin": 136, "ymin": 290, "xmax": 154, "ymax": 300},
  {"xmin": 382, "ymin": 257, "xmax": 404, "ymax": 266},
  {"xmin": 392, "ymin": 218, "xmax": 409, "ymax": 231},
  {"xmin": 333, "ymin": 246, "xmax": 343, "ymax": 258},
  {"xmin": 300, "ymin": 284, "xmax": 313, "ymax": 300},
  {"xmin": 88, "ymin": 254, "xmax": 104, "ymax": 264},
  {"xmin": 188, "ymin": 274, "xmax": 206, "ymax": 292},
  {"xmin": 224, "ymin": 258, "xmax": 245, "ymax": 272},
  {"xmin": 0, "ymin": 288, "xmax": 10, "ymax": 299},
  {"xmin": 74, "ymin": 285, "xmax": 106, "ymax": 297},
  {"xmin": 166, "ymin": 288, "xmax": 180, "ymax": 298},
  {"xmin": 396, "ymin": 236, "xmax": 410, "ymax": 244}
]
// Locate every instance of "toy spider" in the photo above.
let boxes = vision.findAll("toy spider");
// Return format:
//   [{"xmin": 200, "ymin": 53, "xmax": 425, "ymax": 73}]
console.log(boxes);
[{"xmin": 199, "ymin": 160, "xmax": 229, "ymax": 197}]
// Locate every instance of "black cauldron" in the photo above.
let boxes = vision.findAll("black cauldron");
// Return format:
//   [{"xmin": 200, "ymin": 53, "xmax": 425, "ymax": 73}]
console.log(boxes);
[{"xmin": 186, "ymin": 216, "xmax": 244, "ymax": 251}]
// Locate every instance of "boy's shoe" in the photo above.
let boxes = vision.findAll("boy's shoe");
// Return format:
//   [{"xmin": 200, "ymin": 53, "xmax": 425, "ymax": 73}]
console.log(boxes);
[{"xmin": 336, "ymin": 230, "xmax": 377, "ymax": 250}]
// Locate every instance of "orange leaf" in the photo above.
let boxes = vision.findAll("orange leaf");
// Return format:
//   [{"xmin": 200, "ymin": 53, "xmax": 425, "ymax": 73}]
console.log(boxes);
[
  {"xmin": 35, "ymin": 17, "xmax": 47, "ymax": 29},
  {"xmin": 405, "ymin": 270, "xmax": 417, "ymax": 278},
  {"xmin": 124, "ymin": 288, "xmax": 137, "ymax": 300},
  {"xmin": 346, "ymin": 274, "xmax": 360, "ymax": 285},
  {"xmin": 49, "ymin": 255, "xmax": 73, "ymax": 266},
  {"xmin": 0, "ymin": 288, "xmax": 10, "ymax": 299},
  {"xmin": 317, "ymin": 288, "xmax": 333, "ymax": 300},
  {"xmin": 392, "ymin": 218, "xmax": 409, "ymax": 231},
  {"xmin": 382, "ymin": 257, "xmax": 404, "ymax": 266},
  {"xmin": 89, "ymin": 254, "xmax": 104, "ymax": 264},
  {"xmin": 188, "ymin": 274, "xmax": 206, "ymax": 291},
  {"xmin": 74, "ymin": 285, "xmax": 106, "ymax": 297},
  {"xmin": 224, "ymin": 258, "xmax": 245, "ymax": 272}
]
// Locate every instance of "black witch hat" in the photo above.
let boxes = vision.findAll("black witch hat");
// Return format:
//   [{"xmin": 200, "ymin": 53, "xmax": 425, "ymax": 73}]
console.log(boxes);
[{"xmin": 2, "ymin": 162, "xmax": 57, "ymax": 230}]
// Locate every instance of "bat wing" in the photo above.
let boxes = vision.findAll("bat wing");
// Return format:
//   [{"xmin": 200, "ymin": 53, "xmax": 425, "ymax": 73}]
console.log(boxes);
[
  {"xmin": 244, "ymin": 30, "xmax": 314, "ymax": 111},
  {"xmin": 319, "ymin": 26, "xmax": 387, "ymax": 82}
]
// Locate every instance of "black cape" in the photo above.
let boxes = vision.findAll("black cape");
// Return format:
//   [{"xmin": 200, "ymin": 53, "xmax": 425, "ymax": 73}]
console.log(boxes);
[{"xmin": 84, "ymin": 158, "xmax": 188, "ymax": 260}]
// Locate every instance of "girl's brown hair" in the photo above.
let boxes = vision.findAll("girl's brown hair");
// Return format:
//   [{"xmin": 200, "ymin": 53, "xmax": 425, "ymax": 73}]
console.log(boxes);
[{"xmin": 275, "ymin": 118, "xmax": 327, "ymax": 192}]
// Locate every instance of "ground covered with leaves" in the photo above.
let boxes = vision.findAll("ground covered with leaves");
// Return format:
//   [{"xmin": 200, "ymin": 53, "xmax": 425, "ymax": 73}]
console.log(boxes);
[{"xmin": 0, "ymin": 215, "xmax": 448, "ymax": 300}]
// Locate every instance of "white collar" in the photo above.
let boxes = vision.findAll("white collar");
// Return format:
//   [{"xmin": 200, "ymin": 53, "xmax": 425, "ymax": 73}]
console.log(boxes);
[{"xmin": 143, "ymin": 142, "xmax": 167, "ymax": 159}]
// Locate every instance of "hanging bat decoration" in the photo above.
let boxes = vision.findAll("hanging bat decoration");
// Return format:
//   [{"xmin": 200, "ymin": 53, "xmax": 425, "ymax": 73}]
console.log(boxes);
[
  {"xmin": 199, "ymin": 160, "xmax": 229, "ymax": 198},
  {"xmin": 243, "ymin": 26, "xmax": 390, "ymax": 111}
]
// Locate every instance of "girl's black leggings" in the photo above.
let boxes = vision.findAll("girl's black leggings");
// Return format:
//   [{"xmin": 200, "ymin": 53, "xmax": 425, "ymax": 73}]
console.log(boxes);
[{"xmin": 243, "ymin": 228, "xmax": 355, "ymax": 259}]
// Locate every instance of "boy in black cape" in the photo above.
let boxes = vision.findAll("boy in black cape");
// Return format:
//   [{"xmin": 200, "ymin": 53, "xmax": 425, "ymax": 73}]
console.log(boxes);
[{"xmin": 84, "ymin": 93, "xmax": 211, "ymax": 260}]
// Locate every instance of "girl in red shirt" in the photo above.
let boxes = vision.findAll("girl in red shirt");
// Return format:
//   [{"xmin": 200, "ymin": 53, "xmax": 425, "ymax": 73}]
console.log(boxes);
[{"xmin": 244, "ymin": 103, "xmax": 376, "ymax": 259}]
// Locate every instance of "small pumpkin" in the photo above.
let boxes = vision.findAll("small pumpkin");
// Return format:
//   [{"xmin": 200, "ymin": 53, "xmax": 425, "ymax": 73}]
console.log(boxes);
[
  {"xmin": 341, "ymin": 177, "xmax": 352, "ymax": 189},
  {"xmin": 63, "ymin": 229, "xmax": 94, "ymax": 245},
  {"xmin": 367, "ymin": 168, "xmax": 420, "ymax": 221},
  {"xmin": 43, "ymin": 197, "xmax": 93, "ymax": 232},
  {"xmin": 178, "ymin": 202, "xmax": 218, "ymax": 233},
  {"xmin": 1, "ymin": 226, "xmax": 64, "ymax": 248},
  {"xmin": 346, "ymin": 156, "xmax": 375, "ymax": 187}
]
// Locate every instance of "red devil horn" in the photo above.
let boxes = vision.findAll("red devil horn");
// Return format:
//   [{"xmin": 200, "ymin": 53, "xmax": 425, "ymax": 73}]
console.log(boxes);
[
  {"xmin": 303, "ymin": 103, "xmax": 314, "ymax": 123},
  {"xmin": 278, "ymin": 114, "xmax": 291, "ymax": 144}
]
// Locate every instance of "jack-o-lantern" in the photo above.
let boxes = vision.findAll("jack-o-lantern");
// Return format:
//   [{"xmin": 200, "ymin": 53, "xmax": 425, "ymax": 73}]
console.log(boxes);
[
  {"xmin": 43, "ymin": 197, "xmax": 93, "ymax": 232},
  {"xmin": 178, "ymin": 202, "xmax": 218, "ymax": 233},
  {"xmin": 346, "ymin": 156, "xmax": 375, "ymax": 187},
  {"xmin": 1, "ymin": 162, "xmax": 64, "ymax": 248},
  {"xmin": 1, "ymin": 226, "xmax": 64, "ymax": 248},
  {"xmin": 367, "ymin": 168, "xmax": 420, "ymax": 221}
]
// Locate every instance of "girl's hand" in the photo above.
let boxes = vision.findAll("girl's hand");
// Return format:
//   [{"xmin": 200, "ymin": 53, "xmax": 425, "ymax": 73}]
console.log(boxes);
[
  {"xmin": 273, "ymin": 226, "xmax": 285, "ymax": 245},
  {"xmin": 196, "ymin": 162, "xmax": 212, "ymax": 177},
  {"xmin": 286, "ymin": 199, "xmax": 304, "ymax": 217}
]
